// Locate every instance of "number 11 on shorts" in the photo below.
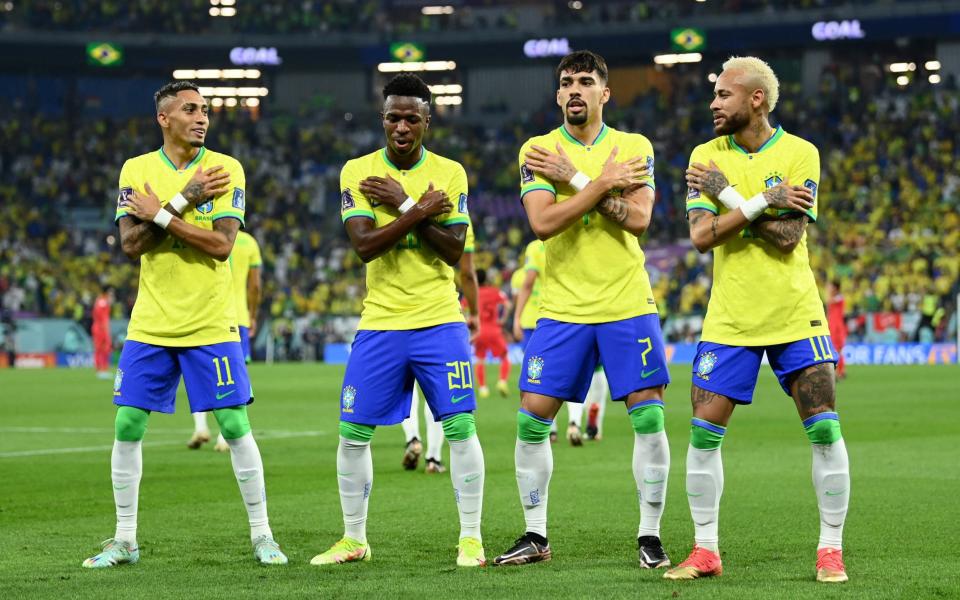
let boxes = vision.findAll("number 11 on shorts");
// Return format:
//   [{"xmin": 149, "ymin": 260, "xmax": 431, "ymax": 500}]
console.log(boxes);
[{"xmin": 213, "ymin": 356, "xmax": 235, "ymax": 386}]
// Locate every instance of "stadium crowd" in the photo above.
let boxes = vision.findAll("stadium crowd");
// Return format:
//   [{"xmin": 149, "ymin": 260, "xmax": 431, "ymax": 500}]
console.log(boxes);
[{"xmin": 1, "ymin": 64, "xmax": 957, "ymax": 353}]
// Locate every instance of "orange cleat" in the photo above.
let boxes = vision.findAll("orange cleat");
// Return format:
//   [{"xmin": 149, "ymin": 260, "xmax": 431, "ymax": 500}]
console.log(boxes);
[
  {"xmin": 663, "ymin": 545, "xmax": 722, "ymax": 580},
  {"xmin": 816, "ymin": 548, "xmax": 848, "ymax": 583}
]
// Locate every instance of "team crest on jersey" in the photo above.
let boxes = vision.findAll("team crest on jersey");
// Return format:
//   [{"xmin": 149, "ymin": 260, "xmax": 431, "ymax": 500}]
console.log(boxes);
[
  {"xmin": 341, "ymin": 189, "xmax": 355, "ymax": 211},
  {"xmin": 646, "ymin": 156, "xmax": 655, "ymax": 179},
  {"xmin": 341, "ymin": 385, "xmax": 357, "ymax": 413},
  {"xmin": 196, "ymin": 199, "xmax": 214, "ymax": 214},
  {"xmin": 520, "ymin": 163, "xmax": 535, "ymax": 184},
  {"xmin": 459, "ymin": 193, "xmax": 468, "ymax": 213},
  {"xmin": 803, "ymin": 179, "xmax": 818, "ymax": 198},
  {"xmin": 696, "ymin": 352, "xmax": 718, "ymax": 380},
  {"xmin": 232, "ymin": 187, "xmax": 245, "ymax": 210},
  {"xmin": 763, "ymin": 174, "xmax": 784, "ymax": 188},
  {"xmin": 117, "ymin": 187, "xmax": 133, "ymax": 209},
  {"xmin": 687, "ymin": 186, "xmax": 701, "ymax": 200},
  {"xmin": 527, "ymin": 355, "xmax": 544, "ymax": 383},
  {"xmin": 113, "ymin": 369, "xmax": 124, "ymax": 393}
]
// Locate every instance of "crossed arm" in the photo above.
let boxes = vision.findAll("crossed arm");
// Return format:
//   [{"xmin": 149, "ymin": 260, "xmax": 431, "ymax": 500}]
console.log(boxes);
[{"xmin": 118, "ymin": 215, "xmax": 240, "ymax": 261}]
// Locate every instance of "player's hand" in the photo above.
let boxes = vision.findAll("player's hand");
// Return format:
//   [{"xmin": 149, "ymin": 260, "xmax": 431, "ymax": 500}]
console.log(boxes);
[
  {"xmin": 467, "ymin": 315, "xmax": 480, "ymax": 341},
  {"xmin": 358, "ymin": 174, "xmax": 407, "ymax": 208},
  {"xmin": 122, "ymin": 182, "xmax": 163, "ymax": 221},
  {"xmin": 598, "ymin": 147, "xmax": 649, "ymax": 192},
  {"xmin": 762, "ymin": 178, "xmax": 815, "ymax": 211},
  {"xmin": 686, "ymin": 160, "xmax": 729, "ymax": 198},
  {"xmin": 413, "ymin": 182, "xmax": 452, "ymax": 218},
  {"xmin": 181, "ymin": 165, "xmax": 231, "ymax": 205},
  {"xmin": 524, "ymin": 143, "xmax": 578, "ymax": 183},
  {"xmin": 249, "ymin": 316, "xmax": 258, "ymax": 337},
  {"xmin": 512, "ymin": 320, "xmax": 524, "ymax": 343}
]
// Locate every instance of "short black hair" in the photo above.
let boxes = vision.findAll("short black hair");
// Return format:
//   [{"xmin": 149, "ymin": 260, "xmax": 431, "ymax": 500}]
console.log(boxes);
[
  {"xmin": 477, "ymin": 269, "xmax": 488, "ymax": 286},
  {"xmin": 556, "ymin": 50, "xmax": 609, "ymax": 83},
  {"xmin": 154, "ymin": 81, "xmax": 200, "ymax": 112},
  {"xmin": 382, "ymin": 74, "xmax": 432, "ymax": 104}
]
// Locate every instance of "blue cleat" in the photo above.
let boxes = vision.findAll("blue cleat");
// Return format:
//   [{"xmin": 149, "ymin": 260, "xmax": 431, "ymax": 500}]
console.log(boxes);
[
  {"xmin": 82, "ymin": 538, "xmax": 139, "ymax": 569},
  {"xmin": 253, "ymin": 536, "xmax": 288, "ymax": 565}
]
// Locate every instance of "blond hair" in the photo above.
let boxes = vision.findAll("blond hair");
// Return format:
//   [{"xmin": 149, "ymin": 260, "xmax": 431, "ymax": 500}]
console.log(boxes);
[{"xmin": 722, "ymin": 56, "xmax": 780, "ymax": 113}]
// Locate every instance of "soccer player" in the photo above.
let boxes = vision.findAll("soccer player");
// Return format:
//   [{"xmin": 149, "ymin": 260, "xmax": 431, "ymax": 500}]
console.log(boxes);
[
  {"xmin": 472, "ymin": 269, "xmax": 511, "ymax": 398},
  {"xmin": 664, "ymin": 56, "xmax": 850, "ymax": 584},
  {"xmin": 91, "ymin": 285, "xmax": 114, "ymax": 379},
  {"xmin": 188, "ymin": 229, "xmax": 263, "ymax": 451},
  {"xmin": 827, "ymin": 281, "xmax": 847, "ymax": 380},
  {"xmin": 492, "ymin": 51, "xmax": 671, "ymax": 568},
  {"xmin": 82, "ymin": 82, "xmax": 286, "ymax": 568},
  {"xmin": 312, "ymin": 74, "xmax": 486, "ymax": 567}
]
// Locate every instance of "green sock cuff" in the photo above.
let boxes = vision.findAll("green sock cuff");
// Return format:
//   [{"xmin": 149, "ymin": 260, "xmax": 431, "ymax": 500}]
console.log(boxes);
[
  {"xmin": 628, "ymin": 403, "xmax": 665, "ymax": 434},
  {"xmin": 690, "ymin": 418, "xmax": 725, "ymax": 450},
  {"xmin": 517, "ymin": 410, "xmax": 553, "ymax": 443},
  {"xmin": 213, "ymin": 405, "xmax": 252, "ymax": 439},
  {"xmin": 804, "ymin": 417, "xmax": 842, "ymax": 445},
  {"xmin": 441, "ymin": 412, "xmax": 476, "ymax": 441},
  {"xmin": 339, "ymin": 421, "xmax": 376, "ymax": 442},
  {"xmin": 115, "ymin": 406, "xmax": 150, "ymax": 441}
]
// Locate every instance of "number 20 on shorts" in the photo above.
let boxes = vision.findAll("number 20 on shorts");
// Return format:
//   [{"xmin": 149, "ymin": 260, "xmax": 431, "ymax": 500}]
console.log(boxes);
[{"xmin": 446, "ymin": 361, "xmax": 474, "ymax": 390}]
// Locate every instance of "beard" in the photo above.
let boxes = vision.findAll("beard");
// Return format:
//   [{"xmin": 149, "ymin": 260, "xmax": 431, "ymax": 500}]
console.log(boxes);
[
  {"xmin": 565, "ymin": 104, "xmax": 588, "ymax": 126},
  {"xmin": 189, "ymin": 139, "xmax": 204, "ymax": 148},
  {"xmin": 713, "ymin": 107, "xmax": 751, "ymax": 135}
]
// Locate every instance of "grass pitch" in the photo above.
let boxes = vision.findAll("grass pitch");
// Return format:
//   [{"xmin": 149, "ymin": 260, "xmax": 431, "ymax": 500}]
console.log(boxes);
[{"xmin": 1, "ymin": 363, "xmax": 958, "ymax": 599}]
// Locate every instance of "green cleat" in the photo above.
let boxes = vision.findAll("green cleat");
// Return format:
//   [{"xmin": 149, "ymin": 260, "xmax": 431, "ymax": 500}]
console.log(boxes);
[
  {"xmin": 310, "ymin": 537, "xmax": 371, "ymax": 565},
  {"xmin": 253, "ymin": 536, "xmax": 288, "ymax": 565},
  {"xmin": 457, "ymin": 537, "xmax": 486, "ymax": 567},
  {"xmin": 81, "ymin": 538, "xmax": 139, "ymax": 569}
]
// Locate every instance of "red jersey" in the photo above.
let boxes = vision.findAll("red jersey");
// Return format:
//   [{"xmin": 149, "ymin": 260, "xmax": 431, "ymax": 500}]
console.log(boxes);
[
  {"xmin": 92, "ymin": 296, "xmax": 111, "ymax": 336},
  {"xmin": 478, "ymin": 286, "xmax": 508, "ymax": 328},
  {"xmin": 827, "ymin": 294, "xmax": 846, "ymax": 340}
]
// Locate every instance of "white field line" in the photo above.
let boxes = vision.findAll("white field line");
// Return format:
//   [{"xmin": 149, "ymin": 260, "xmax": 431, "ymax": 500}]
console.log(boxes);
[{"xmin": 0, "ymin": 429, "xmax": 325, "ymax": 458}]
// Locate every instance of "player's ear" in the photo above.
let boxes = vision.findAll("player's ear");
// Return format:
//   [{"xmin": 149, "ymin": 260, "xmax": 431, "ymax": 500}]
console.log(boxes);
[
  {"xmin": 601, "ymin": 85, "xmax": 611, "ymax": 106},
  {"xmin": 156, "ymin": 112, "xmax": 168, "ymax": 130},
  {"xmin": 752, "ymin": 88, "xmax": 765, "ymax": 111}
]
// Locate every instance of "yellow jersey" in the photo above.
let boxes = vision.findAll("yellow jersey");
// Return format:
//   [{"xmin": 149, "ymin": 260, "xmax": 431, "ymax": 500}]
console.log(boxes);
[
  {"xmin": 519, "ymin": 124, "xmax": 658, "ymax": 323},
  {"xmin": 116, "ymin": 146, "xmax": 246, "ymax": 346},
  {"xmin": 340, "ymin": 147, "xmax": 471, "ymax": 330},
  {"xmin": 685, "ymin": 126, "xmax": 828, "ymax": 346},
  {"xmin": 510, "ymin": 239, "xmax": 544, "ymax": 329},
  {"xmin": 230, "ymin": 231, "xmax": 262, "ymax": 328},
  {"xmin": 464, "ymin": 220, "xmax": 475, "ymax": 253}
]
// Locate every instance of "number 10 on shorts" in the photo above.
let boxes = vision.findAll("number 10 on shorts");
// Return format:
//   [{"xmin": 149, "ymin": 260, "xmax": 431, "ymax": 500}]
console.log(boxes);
[
  {"xmin": 213, "ymin": 356, "xmax": 235, "ymax": 386},
  {"xmin": 446, "ymin": 361, "xmax": 474, "ymax": 390}
]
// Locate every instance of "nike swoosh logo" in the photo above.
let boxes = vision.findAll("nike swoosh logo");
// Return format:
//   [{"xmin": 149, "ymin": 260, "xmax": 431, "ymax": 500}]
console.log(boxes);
[
  {"xmin": 451, "ymin": 394, "xmax": 470, "ymax": 404},
  {"xmin": 216, "ymin": 389, "xmax": 237, "ymax": 400},
  {"xmin": 643, "ymin": 478, "xmax": 665, "ymax": 484},
  {"xmin": 640, "ymin": 368, "xmax": 661, "ymax": 379},
  {"xmin": 238, "ymin": 475, "xmax": 254, "ymax": 483},
  {"xmin": 824, "ymin": 489, "xmax": 847, "ymax": 496},
  {"xmin": 337, "ymin": 472, "xmax": 353, "ymax": 477},
  {"xmin": 464, "ymin": 474, "xmax": 480, "ymax": 483},
  {"xmin": 687, "ymin": 492, "xmax": 704, "ymax": 497},
  {"xmin": 113, "ymin": 484, "xmax": 129, "ymax": 491}
]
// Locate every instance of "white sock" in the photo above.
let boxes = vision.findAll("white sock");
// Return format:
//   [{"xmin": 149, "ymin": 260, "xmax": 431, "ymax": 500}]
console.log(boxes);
[
  {"xmin": 425, "ymin": 409, "xmax": 445, "ymax": 462},
  {"xmin": 449, "ymin": 434, "xmax": 484, "ymax": 540},
  {"xmin": 567, "ymin": 402, "xmax": 584, "ymax": 427},
  {"xmin": 192, "ymin": 412, "xmax": 209, "ymax": 434},
  {"xmin": 337, "ymin": 436, "xmax": 373, "ymax": 543},
  {"xmin": 812, "ymin": 438, "xmax": 850, "ymax": 550},
  {"xmin": 587, "ymin": 370, "xmax": 609, "ymax": 437},
  {"xmin": 112, "ymin": 440, "xmax": 142, "ymax": 546},
  {"xmin": 634, "ymin": 430, "xmax": 670, "ymax": 538},
  {"xmin": 686, "ymin": 445, "xmax": 723, "ymax": 552},
  {"xmin": 400, "ymin": 387, "xmax": 421, "ymax": 443},
  {"xmin": 225, "ymin": 432, "xmax": 272, "ymax": 541},
  {"xmin": 516, "ymin": 439, "xmax": 553, "ymax": 538}
]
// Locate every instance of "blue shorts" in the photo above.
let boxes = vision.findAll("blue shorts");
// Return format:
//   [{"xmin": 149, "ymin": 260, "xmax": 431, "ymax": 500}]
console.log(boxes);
[
  {"xmin": 519, "ymin": 314, "xmax": 670, "ymax": 403},
  {"xmin": 340, "ymin": 323, "xmax": 476, "ymax": 426},
  {"xmin": 113, "ymin": 340, "xmax": 253, "ymax": 414},
  {"xmin": 521, "ymin": 328, "xmax": 535, "ymax": 351},
  {"xmin": 239, "ymin": 326, "xmax": 251, "ymax": 363},
  {"xmin": 692, "ymin": 335, "xmax": 839, "ymax": 403}
]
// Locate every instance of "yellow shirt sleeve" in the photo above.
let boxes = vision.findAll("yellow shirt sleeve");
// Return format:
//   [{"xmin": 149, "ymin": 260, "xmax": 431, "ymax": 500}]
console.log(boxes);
[
  {"xmin": 464, "ymin": 222, "xmax": 475, "ymax": 253},
  {"xmin": 211, "ymin": 159, "xmax": 246, "ymax": 225},
  {"xmin": 438, "ymin": 163, "xmax": 471, "ymax": 228},
  {"xmin": 115, "ymin": 160, "xmax": 135, "ymax": 222},
  {"xmin": 781, "ymin": 143, "xmax": 821, "ymax": 222},
  {"xmin": 625, "ymin": 135, "xmax": 656, "ymax": 191},
  {"xmin": 685, "ymin": 144, "xmax": 720, "ymax": 215},
  {"xmin": 340, "ymin": 160, "xmax": 375, "ymax": 222},
  {"xmin": 519, "ymin": 139, "xmax": 557, "ymax": 198},
  {"xmin": 249, "ymin": 234, "xmax": 263, "ymax": 267}
]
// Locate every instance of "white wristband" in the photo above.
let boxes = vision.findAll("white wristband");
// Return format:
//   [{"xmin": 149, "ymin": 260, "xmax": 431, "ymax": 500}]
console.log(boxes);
[
  {"xmin": 739, "ymin": 193, "xmax": 769, "ymax": 222},
  {"xmin": 152, "ymin": 209, "xmax": 173, "ymax": 229},
  {"xmin": 398, "ymin": 196, "xmax": 416, "ymax": 214},
  {"xmin": 717, "ymin": 186, "xmax": 746, "ymax": 210},
  {"xmin": 168, "ymin": 193, "xmax": 189, "ymax": 214},
  {"xmin": 569, "ymin": 171, "xmax": 591, "ymax": 192}
]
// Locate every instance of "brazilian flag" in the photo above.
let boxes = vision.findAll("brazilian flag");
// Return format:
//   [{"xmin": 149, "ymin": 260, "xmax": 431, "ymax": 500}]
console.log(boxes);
[
  {"xmin": 671, "ymin": 28, "xmax": 705, "ymax": 52},
  {"xmin": 390, "ymin": 42, "xmax": 425, "ymax": 63},
  {"xmin": 87, "ymin": 42, "xmax": 124, "ymax": 67}
]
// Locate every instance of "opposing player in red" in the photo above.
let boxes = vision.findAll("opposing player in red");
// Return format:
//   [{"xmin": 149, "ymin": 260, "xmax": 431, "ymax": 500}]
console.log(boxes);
[
  {"xmin": 92, "ymin": 285, "xmax": 114, "ymax": 379},
  {"xmin": 826, "ymin": 281, "xmax": 847, "ymax": 380},
  {"xmin": 472, "ymin": 269, "xmax": 511, "ymax": 398}
]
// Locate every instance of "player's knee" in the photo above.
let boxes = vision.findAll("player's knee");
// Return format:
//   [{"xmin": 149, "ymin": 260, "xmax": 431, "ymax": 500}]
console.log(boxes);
[
  {"xmin": 339, "ymin": 420, "xmax": 376, "ymax": 443},
  {"xmin": 114, "ymin": 406, "xmax": 150, "ymax": 441},
  {"xmin": 213, "ymin": 406, "xmax": 252, "ymax": 440},
  {"xmin": 517, "ymin": 410, "xmax": 552, "ymax": 443},
  {"xmin": 441, "ymin": 412, "xmax": 476, "ymax": 441},
  {"xmin": 803, "ymin": 412, "xmax": 842, "ymax": 445},
  {"xmin": 628, "ymin": 402, "xmax": 664, "ymax": 434},
  {"xmin": 690, "ymin": 418, "xmax": 726, "ymax": 450}
]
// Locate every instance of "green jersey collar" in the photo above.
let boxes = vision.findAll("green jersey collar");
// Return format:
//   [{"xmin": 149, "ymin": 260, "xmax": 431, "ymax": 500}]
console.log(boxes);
[
  {"xmin": 381, "ymin": 146, "xmax": 428, "ymax": 171},
  {"xmin": 729, "ymin": 125, "xmax": 784, "ymax": 155},
  {"xmin": 158, "ymin": 146, "xmax": 205, "ymax": 171},
  {"xmin": 559, "ymin": 122, "xmax": 608, "ymax": 147}
]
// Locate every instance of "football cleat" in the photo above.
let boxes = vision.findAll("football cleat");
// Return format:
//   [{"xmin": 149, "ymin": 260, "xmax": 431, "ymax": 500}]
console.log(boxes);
[
  {"xmin": 492, "ymin": 533, "xmax": 552, "ymax": 566},
  {"xmin": 456, "ymin": 537, "xmax": 486, "ymax": 567},
  {"xmin": 566, "ymin": 423, "xmax": 583, "ymax": 447},
  {"xmin": 478, "ymin": 386, "xmax": 490, "ymax": 399},
  {"xmin": 214, "ymin": 435, "xmax": 230, "ymax": 452},
  {"xmin": 253, "ymin": 536, "xmax": 288, "ymax": 565},
  {"xmin": 816, "ymin": 548, "xmax": 848, "ymax": 583},
  {"xmin": 586, "ymin": 403, "xmax": 600, "ymax": 440},
  {"xmin": 82, "ymin": 538, "xmax": 139, "ymax": 569},
  {"xmin": 310, "ymin": 537, "xmax": 371, "ymax": 565},
  {"xmin": 638, "ymin": 536, "xmax": 671, "ymax": 568},
  {"xmin": 425, "ymin": 458, "xmax": 447, "ymax": 473},
  {"xmin": 187, "ymin": 430, "xmax": 211, "ymax": 450},
  {"xmin": 402, "ymin": 438, "xmax": 422, "ymax": 471},
  {"xmin": 496, "ymin": 380, "xmax": 509, "ymax": 397},
  {"xmin": 663, "ymin": 545, "xmax": 722, "ymax": 580}
]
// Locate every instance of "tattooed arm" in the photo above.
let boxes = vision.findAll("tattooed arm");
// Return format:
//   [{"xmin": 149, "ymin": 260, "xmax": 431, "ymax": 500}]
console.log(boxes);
[
  {"xmin": 688, "ymin": 208, "xmax": 750, "ymax": 253},
  {"xmin": 118, "ymin": 215, "xmax": 170, "ymax": 260},
  {"xmin": 751, "ymin": 212, "xmax": 809, "ymax": 254},
  {"xmin": 596, "ymin": 183, "xmax": 654, "ymax": 236}
]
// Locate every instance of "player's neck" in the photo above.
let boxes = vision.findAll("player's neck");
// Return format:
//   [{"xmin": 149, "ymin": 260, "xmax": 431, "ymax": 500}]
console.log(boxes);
[
  {"xmin": 161, "ymin": 142, "xmax": 202, "ymax": 170},
  {"xmin": 732, "ymin": 118, "xmax": 775, "ymax": 153},
  {"xmin": 385, "ymin": 145, "xmax": 423, "ymax": 171},
  {"xmin": 563, "ymin": 118, "xmax": 603, "ymax": 146}
]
